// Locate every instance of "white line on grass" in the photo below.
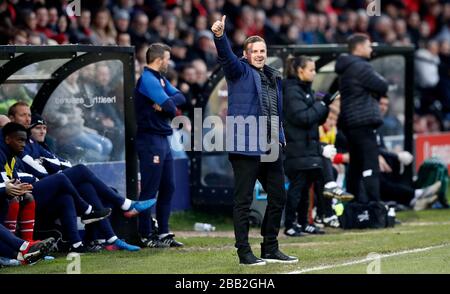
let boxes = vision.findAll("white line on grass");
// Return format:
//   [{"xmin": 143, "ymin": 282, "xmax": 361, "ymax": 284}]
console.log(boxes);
[{"xmin": 287, "ymin": 243, "xmax": 449, "ymax": 274}]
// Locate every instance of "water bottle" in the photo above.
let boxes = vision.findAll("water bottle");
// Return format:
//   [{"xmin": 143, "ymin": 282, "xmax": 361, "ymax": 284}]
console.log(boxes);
[
  {"xmin": 194, "ymin": 222, "xmax": 216, "ymax": 232},
  {"xmin": 0, "ymin": 257, "xmax": 20, "ymax": 267},
  {"xmin": 387, "ymin": 207, "xmax": 396, "ymax": 227}
]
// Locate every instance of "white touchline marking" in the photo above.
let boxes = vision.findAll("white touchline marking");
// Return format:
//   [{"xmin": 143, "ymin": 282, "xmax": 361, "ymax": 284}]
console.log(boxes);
[{"xmin": 286, "ymin": 243, "xmax": 449, "ymax": 274}]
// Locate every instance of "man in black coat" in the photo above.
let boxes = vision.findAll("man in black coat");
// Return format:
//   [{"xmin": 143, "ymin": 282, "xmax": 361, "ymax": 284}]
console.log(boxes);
[{"xmin": 335, "ymin": 33, "xmax": 389, "ymax": 203}]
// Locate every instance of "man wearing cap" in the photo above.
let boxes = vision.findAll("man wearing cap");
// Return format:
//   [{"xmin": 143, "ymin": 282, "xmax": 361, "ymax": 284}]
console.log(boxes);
[
  {"xmin": 113, "ymin": 9, "xmax": 130, "ymax": 34},
  {"xmin": 0, "ymin": 121, "xmax": 111, "ymax": 252}
]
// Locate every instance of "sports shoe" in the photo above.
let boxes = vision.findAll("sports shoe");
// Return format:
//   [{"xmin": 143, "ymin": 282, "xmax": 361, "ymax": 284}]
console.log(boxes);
[
  {"xmin": 302, "ymin": 224, "xmax": 325, "ymax": 234},
  {"xmin": 284, "ymin": 224, "xmax": 306, "ymax": 237},
  {"xmin": 314, "ymin": 216, "xmax": 325, "ymax": 228},
  {"xmin": 261, "ymin": 249, "xmax": 298, "ymax": 264},
  {"xmin": 86, "ymin": 240, "xmax": 105, "ymax": 252},
  {"xmin": 21, "ymin": 237, "xmax": 55, "ymax": 265},
  {"xmin": 70, "ymin": 243, "xmax": 102, "ymax": 253},
  {"xmin": 239, "ymin": 251, "xmax": 267, "ymax": 266},
  {"xmin": 105, "ymin": 239, "xmax": 140, "ymax": 251},
  {"xmin": 124, "ymin": 199, "xmax": 157, "ymax": 218},
  {"xmin": 159, "ymin": 233, "xmax": 184, "ymax": 247},
  {"xmin": 81, "ymin": 208, "xmax": 112, "ymax": 224},
  {"xmin": 323, "ymin": 186, "xmax": 354, "ymax": 201},
  {"xmin": 413, "ymin": 195, "xmax": 439, "ymax": 211},
  {"xmin": 418, "ymin": 181, "xmax": 442, "ymax": 199},
  {"xmin": 140, "ymin": 235, "xmax": 170, "ymax": 248},
  {"xmin": 323, "ymin": 215, "xmax": 340, "ymax": 228}
]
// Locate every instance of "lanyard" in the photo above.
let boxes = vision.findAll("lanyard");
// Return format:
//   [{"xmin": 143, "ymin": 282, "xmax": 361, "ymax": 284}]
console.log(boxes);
[{"xmin": 4, "ymin": 157, "xmax": 16, "ymax": 179}]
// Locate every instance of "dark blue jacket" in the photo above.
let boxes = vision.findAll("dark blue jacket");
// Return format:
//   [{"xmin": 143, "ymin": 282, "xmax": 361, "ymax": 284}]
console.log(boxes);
[
  {"xmin": 0, "ymin": 141, "xmax": 37, "ymax": 200},
  {"xmin": 134, "ymin": 67, "xmax": 186, "ymax": 136},
  {"xmin": 214, "ymin": 34, "xmax": 285, "ymax": 156},
  {"xmin": 20, "ymin": 138, "xmax": 72, "ymax": 179}
]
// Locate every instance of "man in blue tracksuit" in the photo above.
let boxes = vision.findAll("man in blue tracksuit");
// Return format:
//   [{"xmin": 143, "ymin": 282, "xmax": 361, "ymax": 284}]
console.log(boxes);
[
  {"xmin": 134, "ymin": 43, "xmax": 186, "ymax": 247},
  {"xmin": 7, "ymin": 104, "xmax": 156, "ymax": 221},
  {"xmin": 211, "ymin": 15, "xmax": 297, "ymax": 265},
  {"xmin": 0, "ymin": 122, "xmax": 109, "ymax": 252},
  {"xmin": 19, "ymin": 111, "xmax": 157, "ymax": 217},
  {"xmin": 8, "ymin": 107, "xmax": 156, "ymax": 251}
]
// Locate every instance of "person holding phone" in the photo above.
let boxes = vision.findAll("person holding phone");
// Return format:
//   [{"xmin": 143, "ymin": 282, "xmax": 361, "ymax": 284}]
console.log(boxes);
[{"xmin": 282, "ymin": 55, "xmax": 339, "ymax": 236}]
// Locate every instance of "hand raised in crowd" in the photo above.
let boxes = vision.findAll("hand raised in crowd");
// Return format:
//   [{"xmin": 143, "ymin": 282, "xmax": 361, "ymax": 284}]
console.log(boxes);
[{"xmin": 211, "ymin": 15, "xmax": 226, "ymax": 38}]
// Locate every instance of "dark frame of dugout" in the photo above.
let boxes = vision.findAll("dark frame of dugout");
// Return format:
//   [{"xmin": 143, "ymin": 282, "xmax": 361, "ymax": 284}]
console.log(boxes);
[{"xmin": 0, "ymin": 45, "xmax": 138, "ymax": 240}]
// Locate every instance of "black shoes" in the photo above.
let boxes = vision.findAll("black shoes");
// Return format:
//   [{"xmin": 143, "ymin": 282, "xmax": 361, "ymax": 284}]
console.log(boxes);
[
  {"xmin": 81, "ymin": 208, "xmax": 112, "ymax": 224},
  {"xmin": 159, "ymin": 233, "xmax": 184, "ymax": 247},
  {"xmin": 70, "ymin": 243, "xmax": 103, "ymax": 253},
  {"xmin": 141, "ymin": 233, "xmax": 184, "ymax": 248},
  {"xmin": 140, "ymin": 235, "xmax": 170, "ymax": 248},
  {"xmin": 302, "ymin": 224, "xmax": 325, "ymax": 234},
  {"xmin": 238, "ymin": 247, "xmax": 299, "ymax": 265},
  {"xmin": 284, "ymin": 224, "xmax": 307, "ymax": 237},
  {"xmin": 261, "ymin": 249, "xmax": 298, "ymax": 264},
  {"xmin": 239, "ymin": 251, "xmax": 267, "ymax": 266}
]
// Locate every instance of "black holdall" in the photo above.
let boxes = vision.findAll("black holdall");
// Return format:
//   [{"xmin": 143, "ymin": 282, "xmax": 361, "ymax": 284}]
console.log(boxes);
[{"xmin": 339, "ymin": 201, "xmax": 395, "ymax": 229}]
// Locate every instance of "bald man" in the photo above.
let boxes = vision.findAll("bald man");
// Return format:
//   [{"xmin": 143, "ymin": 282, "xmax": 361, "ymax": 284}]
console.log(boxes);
[{"xmin": 0, "ymin": 115, "xmax": 10, "ymax": 128}]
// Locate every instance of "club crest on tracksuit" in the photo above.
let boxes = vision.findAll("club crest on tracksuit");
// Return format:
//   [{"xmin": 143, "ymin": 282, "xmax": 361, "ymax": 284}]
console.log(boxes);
[
  {"xmin": 160, "ymin": 78, "xmax": 165, "ymax": 87},
  {"xmin": 153, "ymin": 155, "xmax": 160, "ymax": 164}
]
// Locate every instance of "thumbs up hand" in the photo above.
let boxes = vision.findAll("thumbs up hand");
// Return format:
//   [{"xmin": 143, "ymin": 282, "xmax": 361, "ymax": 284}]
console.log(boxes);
[{"xmin": 211, "ymin": 15, "xmax": 226, "ymax": 38}]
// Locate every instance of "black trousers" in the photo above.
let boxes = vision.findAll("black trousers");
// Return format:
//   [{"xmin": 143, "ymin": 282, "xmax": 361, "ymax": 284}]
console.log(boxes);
[
  {"xmin": 229, "ymin": 153, "xmax": 286, "ymax": 255},
  {"xmin": 315, "ymin": 158, "xmax": 336, "ymax": 218},
  {"xmin": 380, "ymin": 173, "xmax": 414, "ymax": 205},
  {"xmin": 286, "ymin": 168, "xmax": 323, "ymax": 228},
  {"xmin": 343, "ymin": 127, "xmax": 380, "ymax": 203}
]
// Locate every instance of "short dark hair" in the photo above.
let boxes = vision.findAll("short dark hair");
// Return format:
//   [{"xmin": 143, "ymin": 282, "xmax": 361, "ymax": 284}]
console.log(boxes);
[
  {"xmin": 7, "ymin": 101, "xmax": 30, "ymax": 117},
  {"xmin": 146, "ymin": 43, "xmax": 171, "ymax": 64},
  {"xmin": 243, "ymin": 35, "xmax": 266, "ymax": 52},
  {"xmin": 2, "ymin": 122, "xmax": 27, "ymax": 139},
  {"xmin": 285, "ymin": 55, "xmax": 314, "ymax": 78},
  {"xmin": 347, "ymin": 33, "xmax": 370, "ymax": 53}
]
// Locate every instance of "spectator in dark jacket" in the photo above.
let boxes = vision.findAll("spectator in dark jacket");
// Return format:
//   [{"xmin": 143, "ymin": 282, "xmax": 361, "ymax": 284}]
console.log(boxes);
[
  {"xmin": 283, "ymin": 55, "xmax": 344, "ymax": 236},
  {"xmin": 335, "ymin": 33, "xmax": 389, "ymax": 203}
]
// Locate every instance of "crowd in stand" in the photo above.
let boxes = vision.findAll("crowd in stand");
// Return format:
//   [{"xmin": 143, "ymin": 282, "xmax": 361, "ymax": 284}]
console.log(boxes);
[
  {"xmin": 0, "ymin": 0, "xmax": 449, "ymax": 131},
  {"xmin": 0, "ymin": 0, "xmax": 448, "ymax": 268}
]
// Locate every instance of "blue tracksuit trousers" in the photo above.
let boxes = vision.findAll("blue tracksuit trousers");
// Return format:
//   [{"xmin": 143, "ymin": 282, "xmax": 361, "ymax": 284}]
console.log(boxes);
[
  {"xmin": 33, "ymin": 173, "xmax": 82, "ymax": 244},
  {"xmin": 136, "ymin": 133, "xmax": 175, "ymax": 237},
  {"xmin": 0, "ymin": 223, "xmax": 24, "ymax": 259}
]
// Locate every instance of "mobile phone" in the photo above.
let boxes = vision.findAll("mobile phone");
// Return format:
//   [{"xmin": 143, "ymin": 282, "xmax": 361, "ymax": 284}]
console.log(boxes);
[{"xmin": 329, "ymin": 91, "xmax": 340, "ymax": 103}]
